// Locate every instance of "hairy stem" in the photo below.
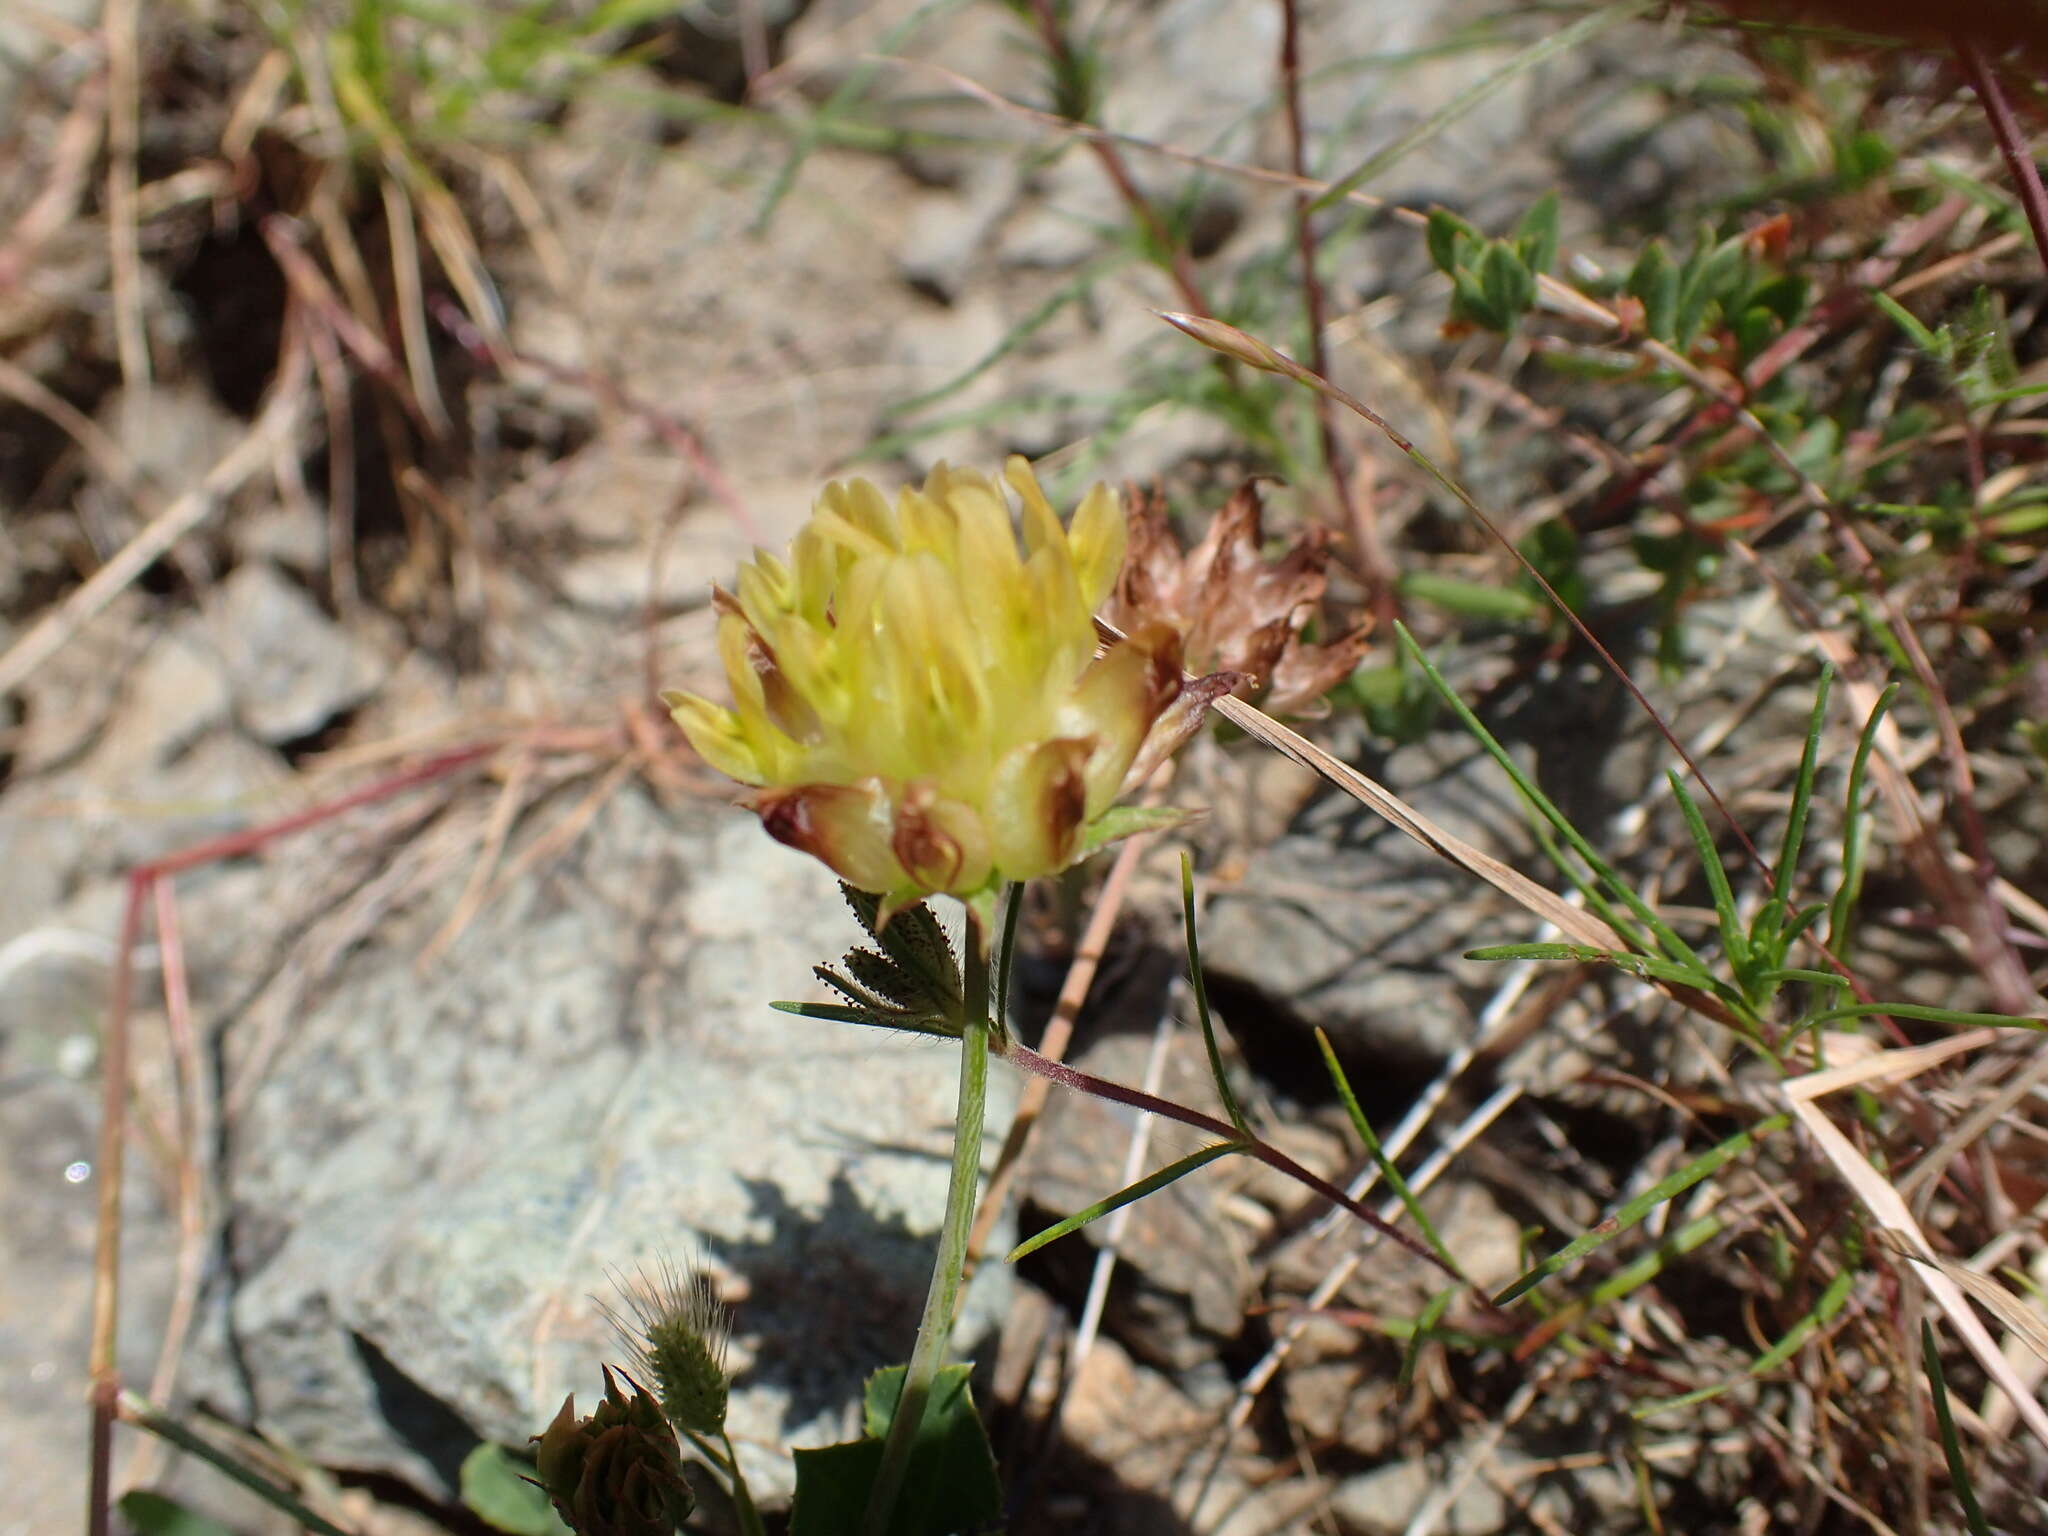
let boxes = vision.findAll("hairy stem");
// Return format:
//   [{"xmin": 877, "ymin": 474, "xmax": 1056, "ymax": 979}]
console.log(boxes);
[
  {"xmin": 999, "ymin": 1039, "xmax": 1477, "ymax": 1298},
  {"xmin": 720, "ymin": 1429, "xmax": 767, "ymax": 1536},
  {"xmin": 862, "ymin": 913, "xmax": 991, "ymax": 1534}
]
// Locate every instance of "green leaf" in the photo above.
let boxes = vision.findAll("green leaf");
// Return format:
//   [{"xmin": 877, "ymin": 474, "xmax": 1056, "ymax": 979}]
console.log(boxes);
[
  {"xmin": 1425, "ymin": 207, "xmax": 1478, "ymax": 275},
  {"xmin": 1080, "ymin": 803, "xmax": 1199, "ymax": 857},
  {"xmin": 1007, "ymin": 1143, "xmax": 1240, "ymax": 1262},
  {"xmin": 1495, "ymin": 1114, "xmax": 1790, "ymax": 1305},
  {"xmin": 789, "ymin": 1365, "xmax": 1002, "ymax": 1536},
  {"xmin": 1627, "ymin": 241, "xmax": 1679, "ymax": 340},
  {"xmin": 1449, "ymin": 266, "xmax": 1503, "ymax": 332},
  {"xmin": 1666, "ymin": 770, "xmax": 1747, "ymax": 979},
  {"xmin": 1513, "ymin": 189, "xmax": 1561, "ymax": 274},
  {"xmin": 1477, "ymin": 240, "xmax": 1536, "ymax": 327},
  {"xmin": 1923, "ymin": 1322, "xmax": 1994, "ymax": 1536},
  {"xmin": 1464, "ymin": 942, "xmax": 1717, "ymax": 991},
  {"xmin": 770, "ymin": 998, "xmax": 960, "ymax": 1039},
  {"xmin": 460, "ymin": 1443, "xmax": 571, "ymax": 1536},
  {"xmin": 1316, "ymin": 1028, "xmax": 1459, "ymax": 1277},
  {"xmin": 1770, "ymin": 667, "xmax": 1832, "ymax": 924},
  {"xmin": 1398, "ymin": 1287, "xmax": 1456, "ymax": 1390},
  {"xmin": 1398, "ymin": 570, "xmax": 1546, "ymax": 623},
  {"xmin": 116, "ymin": 1493, "xmax": 241, "ymax": 1536}
]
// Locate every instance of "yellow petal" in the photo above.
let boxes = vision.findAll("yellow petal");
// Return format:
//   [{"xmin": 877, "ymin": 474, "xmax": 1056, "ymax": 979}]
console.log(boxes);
[
  {"xmin": 988, "ymin": 736, "xmax": 1091, "ymax": 879},
  {"xmin": 665, "ymin": 691, "xmax": 767, "ymax": 785},
  {"xmin": 1067, "ymin": 483, "xmax": 1126, "ymax": 611}
]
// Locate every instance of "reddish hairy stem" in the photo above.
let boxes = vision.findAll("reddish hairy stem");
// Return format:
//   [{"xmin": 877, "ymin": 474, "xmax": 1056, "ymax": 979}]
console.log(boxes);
[
  {"xmin": 998, "ymin": 1039, "xmax": 1478, "ymax": 1299},
  {"xmin": 1956, "ymin": 38, "xmax": 2048, "ymax": 276}
]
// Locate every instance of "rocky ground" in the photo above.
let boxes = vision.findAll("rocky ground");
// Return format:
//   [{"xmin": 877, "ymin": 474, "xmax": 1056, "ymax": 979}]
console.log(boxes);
[{"xmin": 5, "ymin": 2, "xmax": 2044, "ymax": 1534}]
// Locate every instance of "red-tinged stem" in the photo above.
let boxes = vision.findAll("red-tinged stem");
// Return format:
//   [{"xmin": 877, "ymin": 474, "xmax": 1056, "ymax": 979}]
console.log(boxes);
[
  {"xmin": 84, "ymin": 739, "xmax": 503, "ymax": 1534},
  {"xmin": 1956, "ymin": 38, "xmax": 2048, "ymax": 276},
  {"xmin": 997, "ymin": 1038, "xmax": 1477, "ymax": 1299}
]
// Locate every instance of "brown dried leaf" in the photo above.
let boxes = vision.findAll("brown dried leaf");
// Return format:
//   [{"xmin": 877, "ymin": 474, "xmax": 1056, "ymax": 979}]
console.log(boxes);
[{"xmin": 1105, "ymin": 481, "xmax": 1371, "ymax": 716}]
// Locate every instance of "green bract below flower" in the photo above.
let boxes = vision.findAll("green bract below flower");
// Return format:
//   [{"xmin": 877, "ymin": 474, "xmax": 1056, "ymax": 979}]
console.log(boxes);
[{"xmin": 665, "ymin": 458, "xmax": 1209, "ymax": 924}]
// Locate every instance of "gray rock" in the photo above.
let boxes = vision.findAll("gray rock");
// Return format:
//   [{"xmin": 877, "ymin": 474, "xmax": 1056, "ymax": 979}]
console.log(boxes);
[
  {"xmin": 198, "ymin": 793, "xmax": 1014, "ymax": 1501},
  {"xmin": 1024, "ymin": 1022, "xmax": 1247, "ymax": 1367},
  {"xmin": 1331, "ymin": 1456, "xmax": 1507, "ymax": 1536},
  {"xmin": 204, "ymin": 563, "xmax": 388, "ymax": 746},
  {"xmin": 1200, "ymin": 728, "xmax": 1540, "ymax": 1065}
]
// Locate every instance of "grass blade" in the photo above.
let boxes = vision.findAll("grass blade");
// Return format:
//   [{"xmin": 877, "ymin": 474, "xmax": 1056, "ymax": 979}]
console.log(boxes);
[
  {"xmin": 1314, "ymin": 1028, "xmax": 1460, "ymax": 1277},
  {"xmin": 1007, "ymin": 1143, "xmax": 1240, "ymax": 1262},
  {"xmin": 1497, "ymin": 1114, "xmax": 1790, "ymax": 1305},
  {"xmin": 1398, "ymin": 1287, "xmax": 1455, "ymax": 1390},
  {"xmin": 1398, "ymin": 624, "xmax": 1707, "ymax": 973},
  {"xmin": 1827, "ymin": 682, "xmax": 1898, "ymax": 960},
  {"xmin": 1182, "ymin": 854, "xmax": 1249, "ymax": 1136},
  {"xmin": 1667, "ymin": 768, "xmax": 1748, "ymax": 976},
  {"xmin": 1774, "ymin": 667, "xmax": 1833, "ymax": 904},
  {"xmin": 1922, "ymin": 1321, "xmax": 1994, "ymax": 1536}
]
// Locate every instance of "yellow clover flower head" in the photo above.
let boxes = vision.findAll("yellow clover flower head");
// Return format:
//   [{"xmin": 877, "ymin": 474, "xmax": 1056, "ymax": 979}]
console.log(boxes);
[{"xmin": 665, "ymin": 458, "xmax": 1186, "ymax": 918}]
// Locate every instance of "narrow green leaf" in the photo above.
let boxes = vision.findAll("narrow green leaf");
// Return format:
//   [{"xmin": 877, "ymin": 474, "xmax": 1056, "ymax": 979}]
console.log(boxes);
[
  {"xmin": 1877, "ymin": 295, "xmax": 1946, "ymax": 368},
  {"xmin": 1667, "ymin": 769, "xmax": 1747, "ymax": 977},
  {"xmin": 1586, "ymin": 1213, "xmax": 1723, "ymax": 1308},
  {"xmin": 1007, "ymin": 1143, "xmax": 1239, "ymax": 1262},
  {"xmin": 1397, "ymin": 624, "xmax": 1706, "ymax": 974},
  {"xmin": 1827, "ymin": 682, "xmax": 1897, "ymax": 960},
  {"xmin": 1749, "ymin": 1266, "xmax": 1855, "ymax": 1376},
  {"xmin": 1464, "ymin": 943, "xmax": 1720, "ymax": 992},
  {"xmin": 1398, "ymin": 1287, "xmax": 1455, "ymax": 1390},
  {"xmin": 1398, "ymin": 569, "xmax": 1547, "ymax": 622},
  {"xmin": 1182, "ymin": 854, "xmax": 1249, "ymax": 1136},
  {"xmin": 1628, "ymin": 240, "xmax": 1679, "ymax": 341},
  {"xmin": 770, "ymin": 999, "xmax": 960, "ymax": 1039},
  {"xmin": 1802, "ymin": 1002, "xmax": 2045, "ymax": 1032},
  {"xmin": 1315, "ymin": 1028, "xmax": 1459, "ymax": 1276},
  {"xmin": 1425, "ymin": 207, "xmax": 1476, "ymax": 275},
  {"xmin": 1496, "ymin": 1114, "xmax": 1789, "ymax": 1305},
  {"xmin": 1923, "ymin": 1321, "xmax": 1994, "ymax": 1536},
  {"xmin": 1773, "ymin": 667, "xmax": 1832, "ymax": 909},
  {"xmin": 1750, "ymin": 967, "xmax": 1851, "ymax": 991},
  {"xmin": 993, "ymin": 882, "xmax": 1023, "ymax": 1030}
]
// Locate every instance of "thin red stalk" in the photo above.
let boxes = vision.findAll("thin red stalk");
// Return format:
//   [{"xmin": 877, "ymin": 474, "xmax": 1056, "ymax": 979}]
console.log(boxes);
[
  {"xmin": 1957, "ymin": 38, "xmax": 2048, "ymax": 276},
  {"xmin": 87, "ymin": 872, "xmax": 151, "ymax": 1536},
  {"xmin": 428, "ymin": 296, "xmax": 755, "ymax": 542},
  {"xmin": 1022, "ymin": 0, "xmax": 1214, "ymax": 322},
  {"xmin": 1000, "ymin": 1039, "xmax": 1477, "ymax": 1299},
  {"xmin": 1276, "ymin": 0, "xmax": 1389, "ymax": 620},
  {"xmin": 84, "ymin": 741, "xmax": 502, "ymax": 1531}
]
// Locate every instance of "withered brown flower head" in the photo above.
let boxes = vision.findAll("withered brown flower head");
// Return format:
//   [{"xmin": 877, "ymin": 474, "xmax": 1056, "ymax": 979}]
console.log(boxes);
[{"xmin": 1106, "ymin": 481, "xmax": 1370, "ymax": 717}]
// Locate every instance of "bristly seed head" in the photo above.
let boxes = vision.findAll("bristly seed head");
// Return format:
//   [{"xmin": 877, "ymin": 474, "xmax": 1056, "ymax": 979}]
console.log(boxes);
[{"xmin": 599, "ymin": 1255, "xmax": 733, "ymax": 1438}]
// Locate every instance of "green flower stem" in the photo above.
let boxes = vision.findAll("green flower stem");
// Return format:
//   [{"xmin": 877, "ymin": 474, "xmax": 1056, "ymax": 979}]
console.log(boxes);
[
  {"xmin": 720, "ymin": 1430, "xmax": 766, "ymax": 1536},
  {"xmin": 862, "ymin": 914, "xmax": 991, "ymax": 1536},
  {"xmin": 682, "ymin": 1429, "xmax": 764, "ymax": 1536}
]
